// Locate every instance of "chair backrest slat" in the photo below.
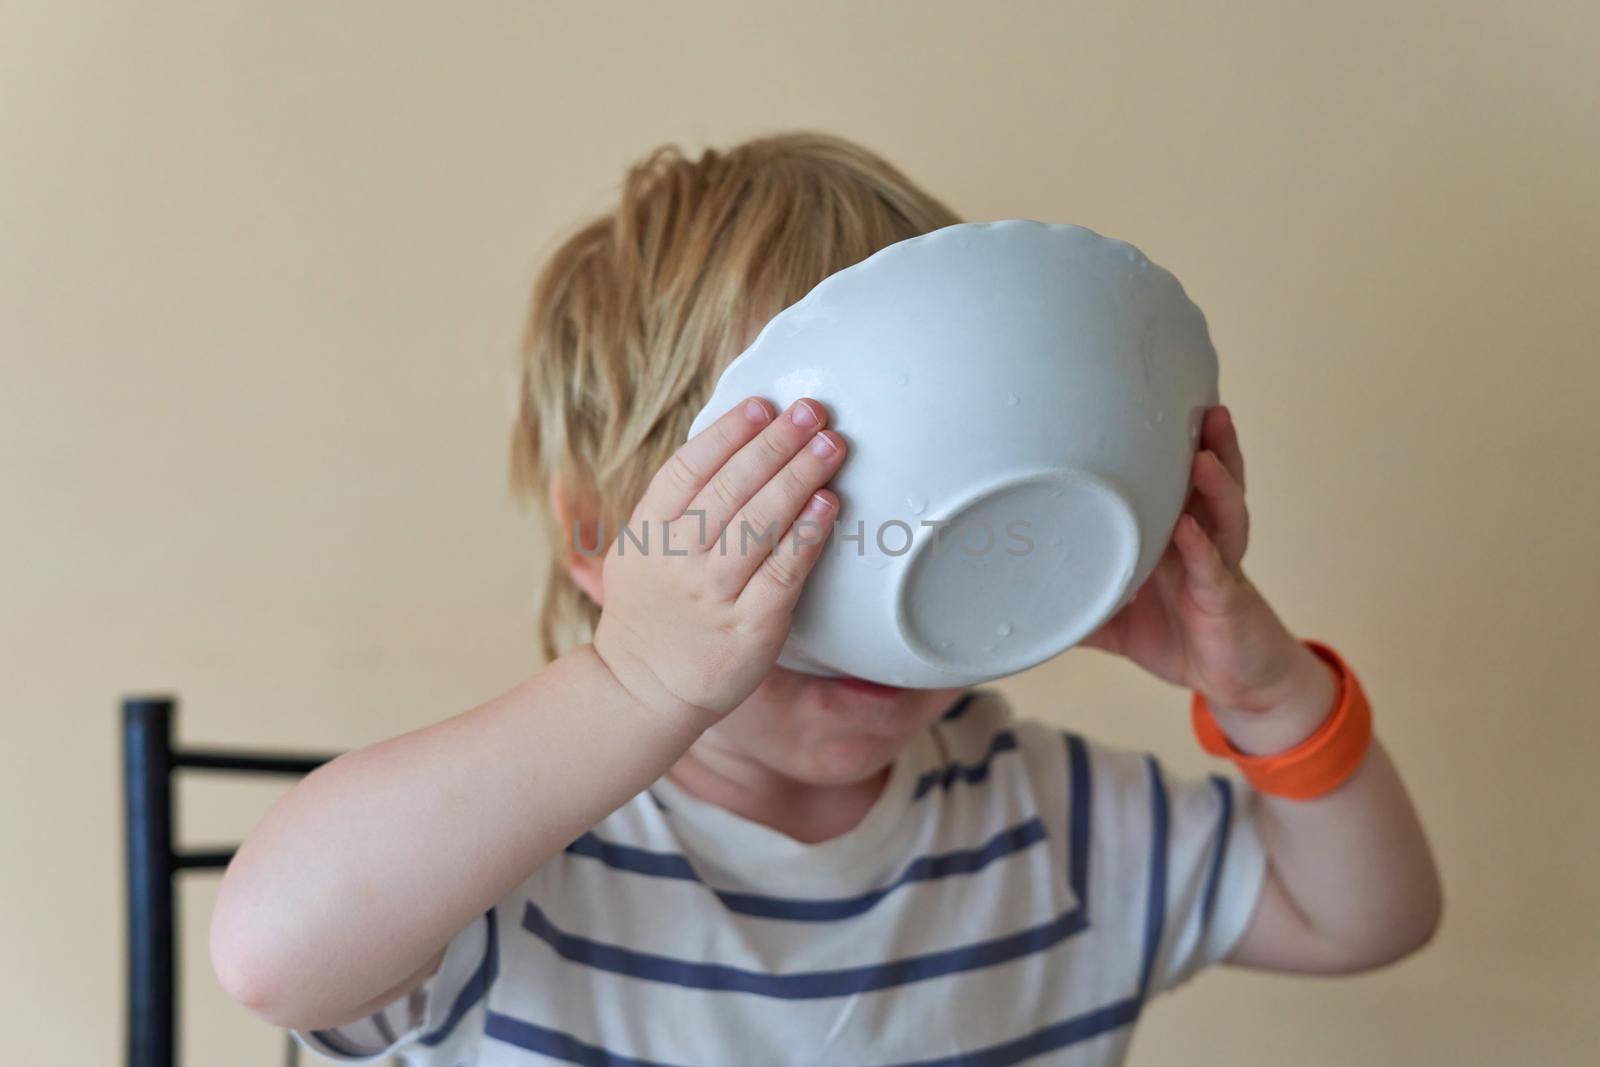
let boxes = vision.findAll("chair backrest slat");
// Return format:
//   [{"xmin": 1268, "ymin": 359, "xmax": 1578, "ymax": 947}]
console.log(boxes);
[{"xmin": 172, "ymin": 750, "xmax": 331, "ymax": 776}]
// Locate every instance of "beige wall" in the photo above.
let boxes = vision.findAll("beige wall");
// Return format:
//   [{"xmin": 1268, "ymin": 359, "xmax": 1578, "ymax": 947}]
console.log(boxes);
[{"xmin": 4, "ymin": 2, "xmax": 1597, "ymax": 1063}]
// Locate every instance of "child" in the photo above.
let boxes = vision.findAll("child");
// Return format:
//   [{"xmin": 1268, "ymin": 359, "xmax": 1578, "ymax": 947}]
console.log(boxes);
[{"xmin": 211, "ymin": 132, "xmax": 1442, "ymax": 1066}]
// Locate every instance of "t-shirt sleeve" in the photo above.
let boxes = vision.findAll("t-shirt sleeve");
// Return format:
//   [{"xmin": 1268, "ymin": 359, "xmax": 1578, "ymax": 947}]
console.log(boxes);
[
  {"xmin": 1139, "ymin": 754, "xmax": 1267, "ymax": 993},
  {"xmin": 1010, "ymin": 715, "xmax": 1268, "ymax": 1000},
  {"xmin": 293, "ymin": 909, "xmax": 493, "ymax": 1064},
  {"xmin": 1073, "ymin": 735, "xmax": 1265, "ymax": 997}
]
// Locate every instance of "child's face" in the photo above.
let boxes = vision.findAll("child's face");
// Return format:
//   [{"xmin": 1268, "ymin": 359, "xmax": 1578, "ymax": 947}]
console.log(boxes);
[{"xmin": 695, "ymin": 667, "xmax": 963, "ymax": 787}]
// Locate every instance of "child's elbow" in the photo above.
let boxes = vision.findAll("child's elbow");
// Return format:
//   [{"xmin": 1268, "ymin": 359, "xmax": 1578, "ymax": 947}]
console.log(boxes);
[
  {"xmin": 1341, "ymin": 871, "xmax": 1445, "ymax": 973},
  {"xmin": 1407, "ymin": 856, "xmax": 1445, "ymax": 943},
  {"xmin": 1381, "ymin": 901, "xmax": 1442, "ymax": 969},
  {"xmin": 209, "ymin": 894, "xmax": 309, "ymax": 1029},
  {"xmin": 1399, "ymin": 872, "xmax": 1445, "ymax": 960}
]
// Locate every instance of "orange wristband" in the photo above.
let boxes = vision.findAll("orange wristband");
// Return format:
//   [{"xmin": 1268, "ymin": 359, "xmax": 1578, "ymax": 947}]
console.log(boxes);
[{"xmin": 1190, "ymin": 639, "xmax": 1372, "ymax": 800}]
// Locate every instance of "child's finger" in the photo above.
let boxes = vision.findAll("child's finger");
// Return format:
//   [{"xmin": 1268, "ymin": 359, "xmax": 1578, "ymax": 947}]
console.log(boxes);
[
  {"xmin": 685, "ymin": 399, "xmax": 830, "ymax": 542},
  {"xmin": 714, "ymin": 428, "xmax": 847, "ymax": 592},
  {"xmin": 1204, "ymin": 405, "xmax": 1247, "ymax": 492},
  {"xmin": 1189, "ymin": 449, "xmax": 1249, "ymax": 568},
  {"xmin": 737, "ymin": 490, "xmax": 839, "ymax": 615},
  {"xmin": 636, "ymin": 398, "xmax": 774, "ymax": 521},
  {"xmin": 1173, "ymin": 513, "xmax": 1238, "ymax": 614}
]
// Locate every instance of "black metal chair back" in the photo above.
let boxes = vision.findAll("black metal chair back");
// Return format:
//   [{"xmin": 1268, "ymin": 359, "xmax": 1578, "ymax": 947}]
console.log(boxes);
[{"xmin": 122, "ymin": 696, "xmax": 337, "ymax": 1067}]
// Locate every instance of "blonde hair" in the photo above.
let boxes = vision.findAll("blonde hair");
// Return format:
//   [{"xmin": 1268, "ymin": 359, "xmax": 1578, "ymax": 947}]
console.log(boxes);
[{"xmin": 511, "ymin": 131, "xmax": 962, "ymax": 660}]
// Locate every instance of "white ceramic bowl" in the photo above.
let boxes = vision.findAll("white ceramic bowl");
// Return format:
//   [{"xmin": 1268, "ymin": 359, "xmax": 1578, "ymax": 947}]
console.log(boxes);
[{"xmin": 688, "ymin": 220, "xmax": 1219, "ymax": 687}]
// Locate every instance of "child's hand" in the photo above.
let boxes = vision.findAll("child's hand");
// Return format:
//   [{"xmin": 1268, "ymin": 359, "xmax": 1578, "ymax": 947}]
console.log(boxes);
[
  {"xmin": 592, "ymin": 397, "xmax": 844, "ymax": 726},
  {"xmin": 1081, "ymin": 405, "xmax": 1320, "ymax": 719}
]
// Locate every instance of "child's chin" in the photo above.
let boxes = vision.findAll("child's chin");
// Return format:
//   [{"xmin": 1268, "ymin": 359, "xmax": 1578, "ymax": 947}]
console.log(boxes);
[{"xmin": 791, "ymin": 732, "xmax": 907, "ymax": 788}]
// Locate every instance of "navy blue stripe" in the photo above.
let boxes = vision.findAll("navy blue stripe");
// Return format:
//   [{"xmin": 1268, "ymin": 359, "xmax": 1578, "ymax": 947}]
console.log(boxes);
[
  {"xmin": 308, "ymin": 1027, "xmax": 366, "ymax": 1058},
  {"xmin": 886, "ymin": 996, "xmax": 1141, "ymax": 1067},
  {"xmin": 419, "ymin": 907, "xmax": 499, "ymax": 1048},
  {"xmin": 939, "ymin": 692, "xmax": 978, "ymax": 721},
  {"xmin": 718, "ymin": 819, "xmax": 1047, "ymax": 920},
  {"xmin": 521, "ymin": 896, "xmax": 1086, "ymax": 999},
  {"xmin": 369, "ymin": 1006, "xmax": 398, "ymax": 1045},
  {"xmin": 1136, "ymin": 756, "xmax": 1170, "ymax": 1000},
  {"xmin": 566, "ymin": 834, "xmax": 698, "ymax": 881},
  {"xmin": 1064, "ymin": 733, "xmax": 1091, "ymax": 902},
  {"xmin": 569, "ymin": 817, "xmax": 1048, "ymax": 922},
  {"xmin": 912, "ymin": 730, "xmax": 1019, "ymax": 800},
  {"xmin": 1199, "ymin": 775, "xmax": 1233, "ymax": 931},
  {"xmin": 485, "ymin": 1012, "xmax": 681, "ymax": 1067}
]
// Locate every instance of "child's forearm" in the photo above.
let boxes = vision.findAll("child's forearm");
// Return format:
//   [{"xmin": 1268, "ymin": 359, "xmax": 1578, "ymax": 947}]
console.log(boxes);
[
  {"xmin": 210, "ymin": 643, "xmax": 706, "ymax": 1030},
  {"xmin": 1217, "ymin": 646, "xmax": 1443, "ymax": 972},
  {"xmin": 212, "ymin": 394, "xmax": 846, "ymax": 1028}
]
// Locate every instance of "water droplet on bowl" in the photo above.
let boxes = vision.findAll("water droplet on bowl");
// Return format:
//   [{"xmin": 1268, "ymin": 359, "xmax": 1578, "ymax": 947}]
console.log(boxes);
[
  {"xmin": 939, "ymin": 640, "xmax": 953, "ymax": 650},
  {"xmin": 1005, "ymin": 392, "xmax": 1021, "ymax": 407},
  {"xmin": 1155, "ymin": 410, "xmax": 1166, "ymax": 423},
  {"xmin": 906, "ymin": 495, "xmax": 927, "ymax": 515},
  {"xmin": 897, "ymin": 372, "xmax": 910, "ymax": 387},
  {"xmin": 980, "ymin": 644, "xmax": 997, "ymax": 653},
  {"xmin": 1047, "ymin": 534, "xmax": 1063, "ymax": 547},
  {"xmin": 996, "ymin": 622, "xmax": 1014, "ymax": 638}
]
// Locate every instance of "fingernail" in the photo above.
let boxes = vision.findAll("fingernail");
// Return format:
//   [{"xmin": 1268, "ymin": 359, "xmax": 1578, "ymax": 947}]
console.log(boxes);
[
  {"xmin": 808, "ymin": 430, "xmax": 839, "ymax": 457},
  {"xmin": 790, "ymin": 400, "xmax": 821, "ymax": 429},
  {"xmin": 804, "ymin": 492, "xmax": 833, "ymax": 516},
  {"xmin": 744, "ymin": 398, "xmax": 770, "ymax": 423}
]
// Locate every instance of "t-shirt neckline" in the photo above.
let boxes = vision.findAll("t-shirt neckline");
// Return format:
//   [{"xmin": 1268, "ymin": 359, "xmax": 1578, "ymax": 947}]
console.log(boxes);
[{"xmin": 646, "ymin": 727, "xmax": 939, "ymax": 894}]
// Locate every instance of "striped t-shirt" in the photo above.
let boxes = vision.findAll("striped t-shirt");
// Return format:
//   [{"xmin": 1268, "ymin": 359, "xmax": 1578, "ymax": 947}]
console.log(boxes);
[{"xmin": 297, "ymin": 689, "xmax": 1265, "ymax": 1066}]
